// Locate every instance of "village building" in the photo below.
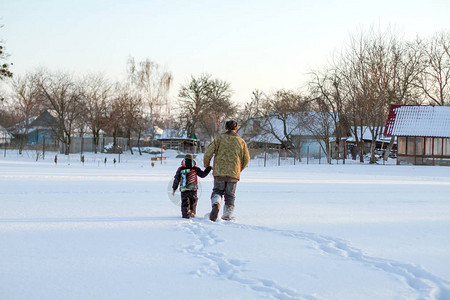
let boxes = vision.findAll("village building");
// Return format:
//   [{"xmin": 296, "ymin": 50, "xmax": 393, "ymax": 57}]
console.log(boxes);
[
  {"xmin": 240, "ymin": 113, "xmax": 342, "ymax": 159},
  {"xmin": 343, "ymin": 126, "xmax": 396, "ymax": 160},
  {"xmin": 384, "ymin": 105, "xmax": 450, "ymax": 166},
  {"xmin": 8, "ymin": 110, "xmax": 59, "ymax": 146},
  {"xmin": 0, "ymin": 125, "xmax": 12, "ymax": 145},
  {"xmin": 158, "ymin": 129, "xmax": 199, "ymax": 153}
]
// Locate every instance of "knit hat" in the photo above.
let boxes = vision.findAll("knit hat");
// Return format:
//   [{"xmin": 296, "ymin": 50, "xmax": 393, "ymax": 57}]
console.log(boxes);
[{"xmin": 182, "ymin": 153, "xmax": 195, "ymax": 168}]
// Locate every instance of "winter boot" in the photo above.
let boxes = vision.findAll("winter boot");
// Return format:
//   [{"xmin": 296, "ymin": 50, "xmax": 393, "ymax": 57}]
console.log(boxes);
[
  {"xmin": 182, "ymin": 210, "xmax": 191, "ymax": 219},
  {"xmin": 221, "ymin": 205, "xmax": 234, "ymax": 220},
  {"xmin": 209, "ymin": 203, "xmax": 220, "ymax": 221}
]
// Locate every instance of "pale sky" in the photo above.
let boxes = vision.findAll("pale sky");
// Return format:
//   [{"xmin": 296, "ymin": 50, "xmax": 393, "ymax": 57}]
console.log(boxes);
[{"xmin": 1, "ymin": 0, "xmax": 449, "ymax": 104}]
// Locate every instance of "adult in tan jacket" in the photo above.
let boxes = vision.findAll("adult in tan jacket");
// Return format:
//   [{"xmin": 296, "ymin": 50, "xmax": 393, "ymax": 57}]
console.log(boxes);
[{"xmin": 204, "ymin": 120, "xmax": 250, "ymax": 221}]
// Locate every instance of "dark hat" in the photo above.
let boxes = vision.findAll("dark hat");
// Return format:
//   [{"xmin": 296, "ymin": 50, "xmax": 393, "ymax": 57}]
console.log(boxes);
[
  {"xmin": 182, "ymin": 153, "xmax": 195, "ymax": 168},
  {"xmin": 225, "ymin": 120, "xmax": 238, "ymax": 131}
]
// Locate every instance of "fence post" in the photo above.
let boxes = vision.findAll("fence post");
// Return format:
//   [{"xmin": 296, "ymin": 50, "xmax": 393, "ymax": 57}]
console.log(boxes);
[
  {"xmin": 43, "ymin": 136, "xmax": 46, "ymax": 160},
  {"xmin": 293, "ymin": 147, "xmax": 296, "ymax": 166},
  {"xmin": 278, "ymin": 145, "xmax": 281, "ymax": 166},
  {"xmin": 307, "ymin": 146, "xmax": 309, "ymax": 165},
  {"xmin": 343, "ymin": 140, "xmax": 346, "ymax": 165},
  {"xmin": 161, "ymin": 141, "xmax": 164, "ymax": 164},
  {"xmin": 81, "ymin": 137, "xmax": 84, "ymax": 160},
  {"xmin": 264, "ymin": 143, "xmax": 267, "ymax": 167}
]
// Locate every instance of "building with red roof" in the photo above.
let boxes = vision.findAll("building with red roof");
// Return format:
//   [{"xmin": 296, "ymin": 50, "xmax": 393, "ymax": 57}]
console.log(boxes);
[{"xmin": 384, "ymin": 105, "xmax": 450, "ymax": 166}]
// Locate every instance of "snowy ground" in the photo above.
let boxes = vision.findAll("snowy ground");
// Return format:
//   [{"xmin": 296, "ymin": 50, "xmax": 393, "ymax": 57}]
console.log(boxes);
[{"xmin": 1, "ymin": 150, "xmax": 450, "ymax": 300}]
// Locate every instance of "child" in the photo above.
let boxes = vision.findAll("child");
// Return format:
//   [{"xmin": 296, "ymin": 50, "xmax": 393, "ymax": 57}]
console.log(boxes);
[{"xmin": 172, "ymin": 154, "xmax": 211, "ymax": 219}]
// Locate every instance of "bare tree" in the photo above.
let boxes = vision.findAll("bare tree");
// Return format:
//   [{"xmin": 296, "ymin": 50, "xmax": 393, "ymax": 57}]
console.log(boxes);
[
  {"xmin": 308, "ymin": 68, "xmax": 347, "ymax": 163},
  {"xmin": 81, "ymin": 73, "xmax": 111, "ymax": 153},
  {"xmin": 380, "ymin": 37, "xmax": 425, "ymax": 161},
  {"xmin": 178, "ymin": 74, "xmax": 235, "ymax": 139},
  {"xmin": 418, "ymin": 31, "xmax": 450, "ymax": 106},
  {"xmin": 127, "ymin": 57, "xmax": 172, "ymax": 138},
  {"xmin": 10, "ymin": 72, "xmax": 43, "ymax": 153},
  {"xmin": 37, "ymin": 70, "xmax": 84, "ymax": 155},
  {"xmin": 200, "ymin": 77, "xmax": 236, "ymax": 138},
  {"xmin": 112, "ymin": 82, "xmax": 145, "ymax": 154},
  {"xmin": 236, "ymin": 89, "xmax": 265, "ymax": 137},
  {"xmin": 333, "ymin": 28, "xmax": 423, "ymax": 163},
  {"xmin": 104, "ymin": 92, "xmax": 124, "ymax": 153},
  {"xmin": 134, "ymin": 113, "xmax": 150, "ymax": 155},
  {"xmin": 178, "ymin": 74, "xmax": 209, "ymax": 137},
  {"xmin": 363, "ymin": 31, "xmax": 398, "ymax": 163},
  {"xmin": 259, "ymin": 90, "xmax": 309, "ymax": 156}
]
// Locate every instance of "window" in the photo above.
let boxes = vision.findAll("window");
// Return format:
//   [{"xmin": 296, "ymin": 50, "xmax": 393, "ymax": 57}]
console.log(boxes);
[
  {"xmin": 407, "ymin": 137, "xmax": 415, "ymax": 155},
  {"xmin": 415, "ymin": 137, "xmax": 424, "ymax": 155},
  {"xmin": 434, "ymin": 138, "xmax": 443, "ymax": 156},
  {"xmin": 398, "ymin": 137, "xmax": 406, "ymax": 155},
  {"xmin": 425, "ymin": 138, "xmax": 433, "ymax": 155},
  {"xmin": 444, "ymin": 138, "xmax": 450, "ymax": 156}
]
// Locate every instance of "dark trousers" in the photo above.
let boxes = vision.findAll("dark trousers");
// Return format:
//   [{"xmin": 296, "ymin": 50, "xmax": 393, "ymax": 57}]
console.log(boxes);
[
  {"xmin": 211, "ymin": 178, "xmax": 237, "ymax": 207},
  {"xmin": 181, "ymin": 190, "xmax": 198, "ymax": 218}
]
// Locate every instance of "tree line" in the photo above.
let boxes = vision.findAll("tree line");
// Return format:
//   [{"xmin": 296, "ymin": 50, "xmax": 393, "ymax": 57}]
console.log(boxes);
[
  {"xmin": 241, "ymin": 29, "xmax": 450, "ymax": 163},
  {"xmin": 1, "ymin": 28, "xmax": 449, "ymax": 162}
]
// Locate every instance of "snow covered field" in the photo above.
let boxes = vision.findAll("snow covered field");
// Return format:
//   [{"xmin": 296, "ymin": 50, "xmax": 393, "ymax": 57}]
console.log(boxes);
[{"xmin": 1, "ymin": 150, "xmax": 450, "ymax": 299}]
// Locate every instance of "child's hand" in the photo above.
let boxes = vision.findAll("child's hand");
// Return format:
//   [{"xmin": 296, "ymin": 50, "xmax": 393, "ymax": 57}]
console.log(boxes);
[{"xmin": 172, "ymin": 189, "xmax": 176, "ymax": 196}]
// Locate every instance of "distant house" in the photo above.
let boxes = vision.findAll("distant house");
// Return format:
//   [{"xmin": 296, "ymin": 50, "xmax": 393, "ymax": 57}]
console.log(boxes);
[
  {"xmin": 158, "ymin": 129, "xmax": 199, "ymax": 153},
  {"xmin": 240, "ymin": 113, "xmax": 341, "ymax": 158},
  {"xmin": 0, "ymin": 125, "xmax": 12, "ymax": 144},
  {"xmin": 344, "ymin": 126, "xmax": 396, "ymax": 159},
  {"xmin": 8, "ymin": 110, "xmax": 59, "ymax": 145},
  {"xmin": 384, "ymin": 105, "xmax": 450, "ymax": 166}
]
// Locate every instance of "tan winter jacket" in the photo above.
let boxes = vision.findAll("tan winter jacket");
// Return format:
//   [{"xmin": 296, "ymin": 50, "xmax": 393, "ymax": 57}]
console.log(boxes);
[{"xmin": 204, "ymin": 131, "xmax": 250, "ymax": 181}]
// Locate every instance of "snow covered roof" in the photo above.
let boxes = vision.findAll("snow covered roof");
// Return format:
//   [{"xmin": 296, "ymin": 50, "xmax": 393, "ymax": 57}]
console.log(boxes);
[
  {"xmin": 243, "ymin": 112, "xmax": 339, "ymax": 145},
  {"xmin": 253, "ymin": 112, "xmax": 337, "ymax": 137},
  {"xmin": 8, "ymin": 110, "xmax": 58, "ymax": 135},
  {"xmin": 159, "ymin": 129, "xmax": 196, "ymax": 140},
  {"xmin": 384, "ymin": 105, "xmax": 450, "ymax": 138},
  {"xmin": 346, "ymin": 126, "xmax": 392, "ymax": 143},
  {"xmin": 248, "ymin": 133, "xmax": 282, "ymax": 145},
  {"xmin": 0, "ymin": 125, "xmax": 12, "ymax": 139}
]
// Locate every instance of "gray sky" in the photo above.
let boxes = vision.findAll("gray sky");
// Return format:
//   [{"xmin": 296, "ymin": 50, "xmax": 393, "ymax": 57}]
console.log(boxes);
[{"xmin": 1, "ymin": 0, "xmax": 449, "ymax": 103}]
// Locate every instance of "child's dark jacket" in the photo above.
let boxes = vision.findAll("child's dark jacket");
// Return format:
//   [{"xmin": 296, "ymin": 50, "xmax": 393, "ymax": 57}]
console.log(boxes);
[{"xmin": 172, "ymin": 161, "xmax": 211, "ymax": 192}]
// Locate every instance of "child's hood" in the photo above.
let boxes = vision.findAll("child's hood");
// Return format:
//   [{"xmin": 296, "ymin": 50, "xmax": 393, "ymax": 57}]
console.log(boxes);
[{"xmin": 181, "ymin": 158, "xmax": 196, "ymax": 168}]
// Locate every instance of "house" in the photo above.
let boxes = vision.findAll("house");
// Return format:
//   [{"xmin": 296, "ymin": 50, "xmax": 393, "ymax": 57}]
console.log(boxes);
[
  {"xmin": 8, "ymin": 110, "xmax": 59, "ymax": 145},
  {"xmin": 384, "ymin": 105, "xmax": 450, "ymax": 166},
  {"xmin": 240, "ymin": 113, "xmax": 340, "ymax": 158},
  {"xmin": 0, "ymin": 125, "xmax": 12, "ymax": 144},
  {"xmin": 158, "ymin": 129, "xmax": 199, "ymax": 153},
  {"xmin": 344, "ymin": 126, "xmax": 396, "ymax": 159}
]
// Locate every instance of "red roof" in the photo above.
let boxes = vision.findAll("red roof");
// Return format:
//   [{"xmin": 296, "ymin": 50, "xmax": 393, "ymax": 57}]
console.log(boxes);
[{"xmin": 384, "ymin": 105, "xmax": 450, "ymax": 138}]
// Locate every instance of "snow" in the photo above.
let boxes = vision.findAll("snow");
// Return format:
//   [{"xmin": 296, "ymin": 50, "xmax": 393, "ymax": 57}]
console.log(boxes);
[
  {"xmin": 385, "ymin": 105, "xmax": 450, "ymax": 138},
  {"xmin": 1, "ymin": 150, "xmax": 450, "ymax": 299}
]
